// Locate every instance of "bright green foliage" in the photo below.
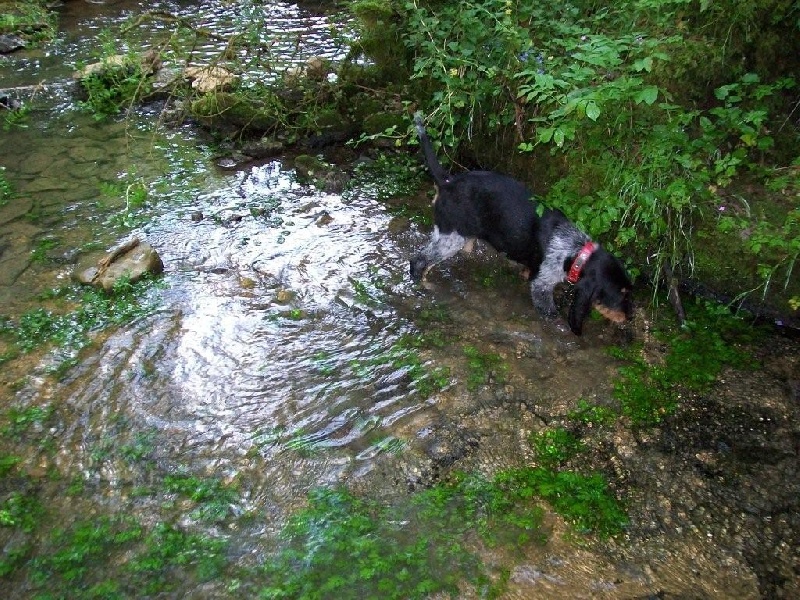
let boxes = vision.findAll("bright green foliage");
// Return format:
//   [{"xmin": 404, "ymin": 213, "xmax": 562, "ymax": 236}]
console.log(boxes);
[
  {"xmin": 260, "ymin": 487, "xmax": 477, "ymax": 599},
  {"xmin": 127, "ymin": 523, "xmax": 227, "ymax": 593},
  {"xmin": 29, "ymin": 517, "xmax": 144, "ymax": 587},
  {"xmin": 78, "ymin": 60, "xmax": 153, "ymax": 120},
  {"xmin": 567, "ymin": 399, "xmax": 617, "ymax": 427},
  {"xmin": 1, "ymin": 405, "xmax": 54, "ymax": 439},
  {"xmin": 0, "ymin": 490, "xmax": 42, "ymax": 533},
  {"xmin": 22, "ymin": 517, "xmax": 226, "ymax": 597},
  {"xmin": 259, "ymin": 459, "xmax": 626, "ymax": 598},
  {"xmin": 610, "ymin": 301, "xmax": 754, "ymax": 425},
  {"xmin": 75, "ymin": 29, "xmax": 156, "ymax": 119},
  {"xmin": 0, "ymin": 0, "xmax": 56, "ymax": 43}
]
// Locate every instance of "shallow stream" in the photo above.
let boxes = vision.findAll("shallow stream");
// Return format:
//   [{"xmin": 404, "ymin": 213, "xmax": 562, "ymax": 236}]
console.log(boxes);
[{"xmin": 1, "ymin": 2, "xmax": 798, "ymax": 598}]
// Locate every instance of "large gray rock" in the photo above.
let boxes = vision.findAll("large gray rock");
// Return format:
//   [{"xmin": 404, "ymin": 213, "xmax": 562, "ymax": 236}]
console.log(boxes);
[
  {"xmin": 74, "ymin": 238, "xmax": 164, "ymax": 291},
  {"xmin": 0, "ymin": 34, "xmax": 26, "ymax": 54}
]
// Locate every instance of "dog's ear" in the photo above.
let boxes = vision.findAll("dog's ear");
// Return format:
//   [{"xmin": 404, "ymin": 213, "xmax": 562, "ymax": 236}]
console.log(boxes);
[{"xmin": 568, "ymin": 278, "xmax": 595, "ymax": 335}]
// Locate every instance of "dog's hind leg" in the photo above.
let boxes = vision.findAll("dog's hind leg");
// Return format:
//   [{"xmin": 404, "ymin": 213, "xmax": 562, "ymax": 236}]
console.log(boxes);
[{"xmin": 410, "ymin": 227, "xmax": 467, "ymax": 281}]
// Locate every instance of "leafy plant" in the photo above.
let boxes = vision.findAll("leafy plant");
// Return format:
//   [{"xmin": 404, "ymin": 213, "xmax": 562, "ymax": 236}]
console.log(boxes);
[
  {"xmin": 401, "ymin": 0, "xmax": 799, "ymax": 302},
  {"xmin": 30, "ymin": 237, "xmax": 60, "ymax": 263},
  {"xmin": 567, "ymin": 399, "xmax": 617, "ymax": 427},
  {"xmin": 0, "ymin": 1, "xmax": 56, "ymax": 43},
  {"xmin": 2, "ymin": 103, "xmax": 30, "ymax": 131},
  {"xmin": 343, "ymin": 151, "xmax": 427, "ymax": 204},
  {"xmin": 0, "ymin": 277, "xmax": 162, "ymax": 373},
  {"xmin": 1, "ymin": 404, "xmax": 55, "ymax": 439},
  {"xmin": 76, "ymin": 31, "xmax": 157, "ymax": 120}
]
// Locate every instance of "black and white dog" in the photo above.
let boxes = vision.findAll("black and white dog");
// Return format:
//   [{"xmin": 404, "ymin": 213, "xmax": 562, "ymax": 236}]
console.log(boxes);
[{"xmin": 410, "ymin": 114, "xmax": 633, "ymax": 335}]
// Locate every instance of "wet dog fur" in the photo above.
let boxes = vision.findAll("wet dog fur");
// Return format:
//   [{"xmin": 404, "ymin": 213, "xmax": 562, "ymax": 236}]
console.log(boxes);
[{"xmin": 410, "ymin": 114, "xmax": 633, "ymax": 335}]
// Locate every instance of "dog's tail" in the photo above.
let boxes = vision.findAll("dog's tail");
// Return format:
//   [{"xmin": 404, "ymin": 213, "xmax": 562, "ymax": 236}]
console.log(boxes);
[{"xmin": 413, "ymin": 112, "xmax": 450, "ymax": 187}]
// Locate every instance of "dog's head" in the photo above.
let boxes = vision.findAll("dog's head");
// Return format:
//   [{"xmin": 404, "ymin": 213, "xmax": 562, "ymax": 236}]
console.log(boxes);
[
  {"xmin": 568, "ymin": 248, "xmax": 633, "ymax": 335},
  {"xmin": 410, "ymin": 254, "xmax": 429, "ymax": 281}
]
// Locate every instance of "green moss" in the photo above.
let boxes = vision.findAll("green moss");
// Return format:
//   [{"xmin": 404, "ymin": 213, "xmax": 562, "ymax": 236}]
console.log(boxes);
[
  {"xmin": 463, "ymin": 345, "xmax": 507, "ymax": 390},
  {"xmin": 362, "ymin": 111, "xmax": 405, "ymax": 137},
  {"xmin": 610, "ymin": 300, "xmax": 756, "ymax": 426},
  {"xmin": 495, "ymin": 468, "xmax": 627, "ymax": 538},
  {"xmin": 0, "ymin": 277, "xmax": 162, "ymax": 371},
  {"xmin": 0, "ymin": 168, "xmax": 12, "ymax": 207},
  {"xmin": 567, "ymin": 399, "xmax": 617, "ymax": 427},
  {"xmin": 530, "ymin": 428, "xmax": 584, "ymax": 470},
  {"xmin": 189, "ymin": 91, "xmax": 283, "ymax": 133},
  {"xmin": 260, "ymin": 477, "xmax": 542, "ymax": 599}
]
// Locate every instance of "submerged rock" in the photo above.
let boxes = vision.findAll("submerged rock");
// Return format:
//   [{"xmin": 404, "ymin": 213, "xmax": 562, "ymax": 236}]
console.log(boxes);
[{"xmin": 74, "ymin": 238, "xmax": 163, "ymax": 291}]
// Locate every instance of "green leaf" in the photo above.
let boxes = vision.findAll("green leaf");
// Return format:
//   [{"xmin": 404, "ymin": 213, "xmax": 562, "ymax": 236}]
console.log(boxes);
[
  {"xmin": 553, "ymin": 128, "xmax": 566, "ymax": 147},
  {"xmin": 633, "ymin": 57, "xmax": 653, "ymax": 72},
  {"xmin": 585, "ymin": 100, "xmax": 601, "ymax": 121},
  {"xmin": 634, "ymin": 86, "xmax": 659, "ymax": 105},
  {"xmin": 537, "ymin": 127, "xmax": 554, "ymax": 144}
]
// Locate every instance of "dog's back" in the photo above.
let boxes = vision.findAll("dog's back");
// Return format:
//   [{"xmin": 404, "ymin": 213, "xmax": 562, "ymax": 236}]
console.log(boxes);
[{"xmin": 436, "ymin": 170, "xmax": 546, "ymax": 270}]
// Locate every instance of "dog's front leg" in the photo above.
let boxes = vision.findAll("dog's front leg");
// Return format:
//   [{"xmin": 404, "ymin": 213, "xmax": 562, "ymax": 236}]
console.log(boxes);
[
  {"xmin": 530, "ymin": 278, "xmax": 559, "ymax": 319},
  {"xmin": 529, "ymin": 254, "xmax": 566, "ymax": 320},
  {"xmin": 410, "ymin": 227, "xmax": 466, "ymax": 281}
]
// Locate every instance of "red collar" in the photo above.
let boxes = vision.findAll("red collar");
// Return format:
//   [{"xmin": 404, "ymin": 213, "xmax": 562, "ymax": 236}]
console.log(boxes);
[{"xmin": 566, "ymin": 241, "xmax": 598, "ymax": 284}]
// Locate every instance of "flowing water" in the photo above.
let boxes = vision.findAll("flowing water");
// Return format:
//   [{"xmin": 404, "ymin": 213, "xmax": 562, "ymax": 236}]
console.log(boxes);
[{"xmin": 1, "ymin": 2, "xmax": 798, "ymax": 598}]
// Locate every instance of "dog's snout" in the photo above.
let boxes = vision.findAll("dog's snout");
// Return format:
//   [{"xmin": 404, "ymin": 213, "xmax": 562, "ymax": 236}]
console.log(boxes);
[{"xmin": 410, "ymin": 256, "xmax": 427, "ymax": 281}]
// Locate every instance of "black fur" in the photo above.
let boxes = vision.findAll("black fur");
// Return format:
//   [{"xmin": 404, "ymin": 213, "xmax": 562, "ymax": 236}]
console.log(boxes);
[{"xmin": 411, "ymin": 113, "xmax": 633, "ymax": 335}]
